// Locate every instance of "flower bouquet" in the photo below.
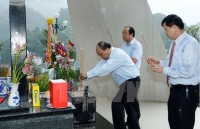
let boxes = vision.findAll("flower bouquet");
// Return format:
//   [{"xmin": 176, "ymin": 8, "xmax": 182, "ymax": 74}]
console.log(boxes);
[
  {"xmin": 8, "ymin": 43, "xmax": 34, "ymax": 106},
  {"xmin": 12, "ymin": 43, "xmax": 34, "ymax": 83}
]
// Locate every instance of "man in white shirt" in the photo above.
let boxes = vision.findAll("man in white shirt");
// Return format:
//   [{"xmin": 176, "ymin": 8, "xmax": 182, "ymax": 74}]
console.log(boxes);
[
  {"xmin": 80, "ymin": 41, "xmax": 141, "ymax": 129},
  {"xmin": 147, "ymin": 14, "xmax": 200, "ymax": 129},
  {"xmin": 121, "ymin": 26, "xmax": 143, "ymax": 128},
  {"xmin": 122, "ymin": 26, "xmax": 143, "ymax": 71}
]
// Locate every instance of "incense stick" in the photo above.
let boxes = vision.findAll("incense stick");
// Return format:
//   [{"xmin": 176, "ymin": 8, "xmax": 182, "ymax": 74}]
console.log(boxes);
[{"xmin": 79, "ymin": 48, "xmax": 84, "ymax": 90}]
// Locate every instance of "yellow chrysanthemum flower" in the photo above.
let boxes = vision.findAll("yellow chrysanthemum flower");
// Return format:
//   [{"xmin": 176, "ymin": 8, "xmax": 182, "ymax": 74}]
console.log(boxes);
[{"xmin": 47, "ymin": 17, "xmax": 55, "ymax": 25}]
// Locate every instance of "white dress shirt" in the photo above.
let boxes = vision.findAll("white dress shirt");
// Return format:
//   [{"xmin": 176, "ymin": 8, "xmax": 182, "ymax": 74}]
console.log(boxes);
[
  {"xmin": 160, "ymin": 32, "xmax": 200, "ymax": 85},
  {"xmin": 87, "ymin": 47, "xmax": 140, "ymax": 86},
  {"xmin": 122, "ymin": 38, "xmax": 143, "ymax": 71}
]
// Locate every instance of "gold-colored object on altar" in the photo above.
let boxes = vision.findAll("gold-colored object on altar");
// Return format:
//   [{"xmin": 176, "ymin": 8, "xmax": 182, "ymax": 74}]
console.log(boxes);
[
  {"xmin": 0, "ymin": 65, "xmax": 9, "ymax": 77},
  {"xmin": 32, "ymin": 83, "xmax": 40, "ymax": 107}
]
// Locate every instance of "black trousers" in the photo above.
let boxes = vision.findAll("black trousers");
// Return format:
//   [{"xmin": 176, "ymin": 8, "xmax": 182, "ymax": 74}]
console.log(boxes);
[
  {"xmin": 112, "ymin": 77, "xmax": 141, "ymax": 129},
  {"xmin": 168, "ymin": 84, "xmax": 199, "ymax": 129}
]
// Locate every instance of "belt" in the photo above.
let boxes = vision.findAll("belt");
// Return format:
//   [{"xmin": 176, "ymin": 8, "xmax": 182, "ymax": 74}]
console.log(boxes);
[
  {"xmin": 127, "ymin": 76, "xmax": 140, "ymax": 81},
  {"xmin": 170, "ymin": 83, "xmax": 199, "ymax": 89}
]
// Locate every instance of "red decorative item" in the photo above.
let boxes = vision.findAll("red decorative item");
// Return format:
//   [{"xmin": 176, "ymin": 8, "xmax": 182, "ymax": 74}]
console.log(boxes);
[
  {"xmin": 46, "ymin": 23, "xmax": 52, "ymax": 63},
  {"xmin": 50, "ymin": 79, "xmax": 68, "ymax": 108},
  {"xmin": 167, "ymin": 41, "xmax": 176, "ymax": 85},
  {"xmin": 67, "ymin": 40, "xmax": 74, "ymax": 47},
  {"xmin": 0, "ymin": 97, "xmax": 6, "ymax": 103}
]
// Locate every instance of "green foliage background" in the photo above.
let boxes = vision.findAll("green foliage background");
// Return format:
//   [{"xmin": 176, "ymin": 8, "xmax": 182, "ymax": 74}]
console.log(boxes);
[{"xmin": 0, "ymin": 7, "xmax": 73, "ymax": 65}]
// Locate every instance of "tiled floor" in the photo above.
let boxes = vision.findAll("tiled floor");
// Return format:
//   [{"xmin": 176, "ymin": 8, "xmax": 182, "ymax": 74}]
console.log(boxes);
[{"xmin": 96, "ymin": 97, "xmax": 200, "ymax": 129}]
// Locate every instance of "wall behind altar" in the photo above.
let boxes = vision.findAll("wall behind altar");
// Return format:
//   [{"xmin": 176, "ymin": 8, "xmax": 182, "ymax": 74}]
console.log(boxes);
[{"xmin": 67, "ymin": 0, "xmax": 169, "ymax": 102}]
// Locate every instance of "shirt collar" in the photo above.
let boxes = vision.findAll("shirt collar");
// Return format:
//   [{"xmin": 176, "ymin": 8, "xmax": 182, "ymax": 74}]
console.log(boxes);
[
  {"xmin": 105, "ymin": 47, "xmax": 114, "ymax": 60},
  {"xmin": 175, "ymin": 31, "xmax": 186, "ymax": 45},
  {"xmin": 124, "ymin": 38, "xmax": 136, "ymax": 46},
  {"xmin": 110, "ymin": 47, "xmax": 114, "ymax": 56}
]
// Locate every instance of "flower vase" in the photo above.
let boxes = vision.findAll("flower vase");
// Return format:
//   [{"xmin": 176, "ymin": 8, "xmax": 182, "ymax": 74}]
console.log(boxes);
[
  {"xmin": 8, "ymin": 83, "xmax": 20, "ymax": 107},
  {"xmin": 48, "ymin": 67, "xmax": 55, "ymax": 79}
]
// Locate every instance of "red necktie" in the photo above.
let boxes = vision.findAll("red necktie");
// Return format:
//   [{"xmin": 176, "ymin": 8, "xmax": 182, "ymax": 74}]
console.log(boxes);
[{"xmin": 167, "ymin": 41, "xmax": 176, "ymax": 85}]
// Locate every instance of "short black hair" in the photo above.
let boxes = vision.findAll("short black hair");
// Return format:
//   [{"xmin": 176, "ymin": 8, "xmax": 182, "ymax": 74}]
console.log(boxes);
[
  {"xmin": 125, "ymin": 26, "xmax": 135, "ymax": 37},
  {"xmin": 97, "ymin": 41, "xmax": 111, "ymax": 50},
  {"xmin": 161, "ymin": 14, "xmax": 184, "ymax": 30}
]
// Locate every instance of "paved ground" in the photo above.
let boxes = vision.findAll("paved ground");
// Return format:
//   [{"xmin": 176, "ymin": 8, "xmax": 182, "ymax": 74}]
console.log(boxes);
[{"xmin": 97, "ymin": 98, "xmax": 200, "ymax": 129}]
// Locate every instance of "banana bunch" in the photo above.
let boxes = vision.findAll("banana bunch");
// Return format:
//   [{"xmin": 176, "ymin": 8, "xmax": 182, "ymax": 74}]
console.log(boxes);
[{"xmin": 35, "ymin": 73, "xmax": 50, "ymax": 92}]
